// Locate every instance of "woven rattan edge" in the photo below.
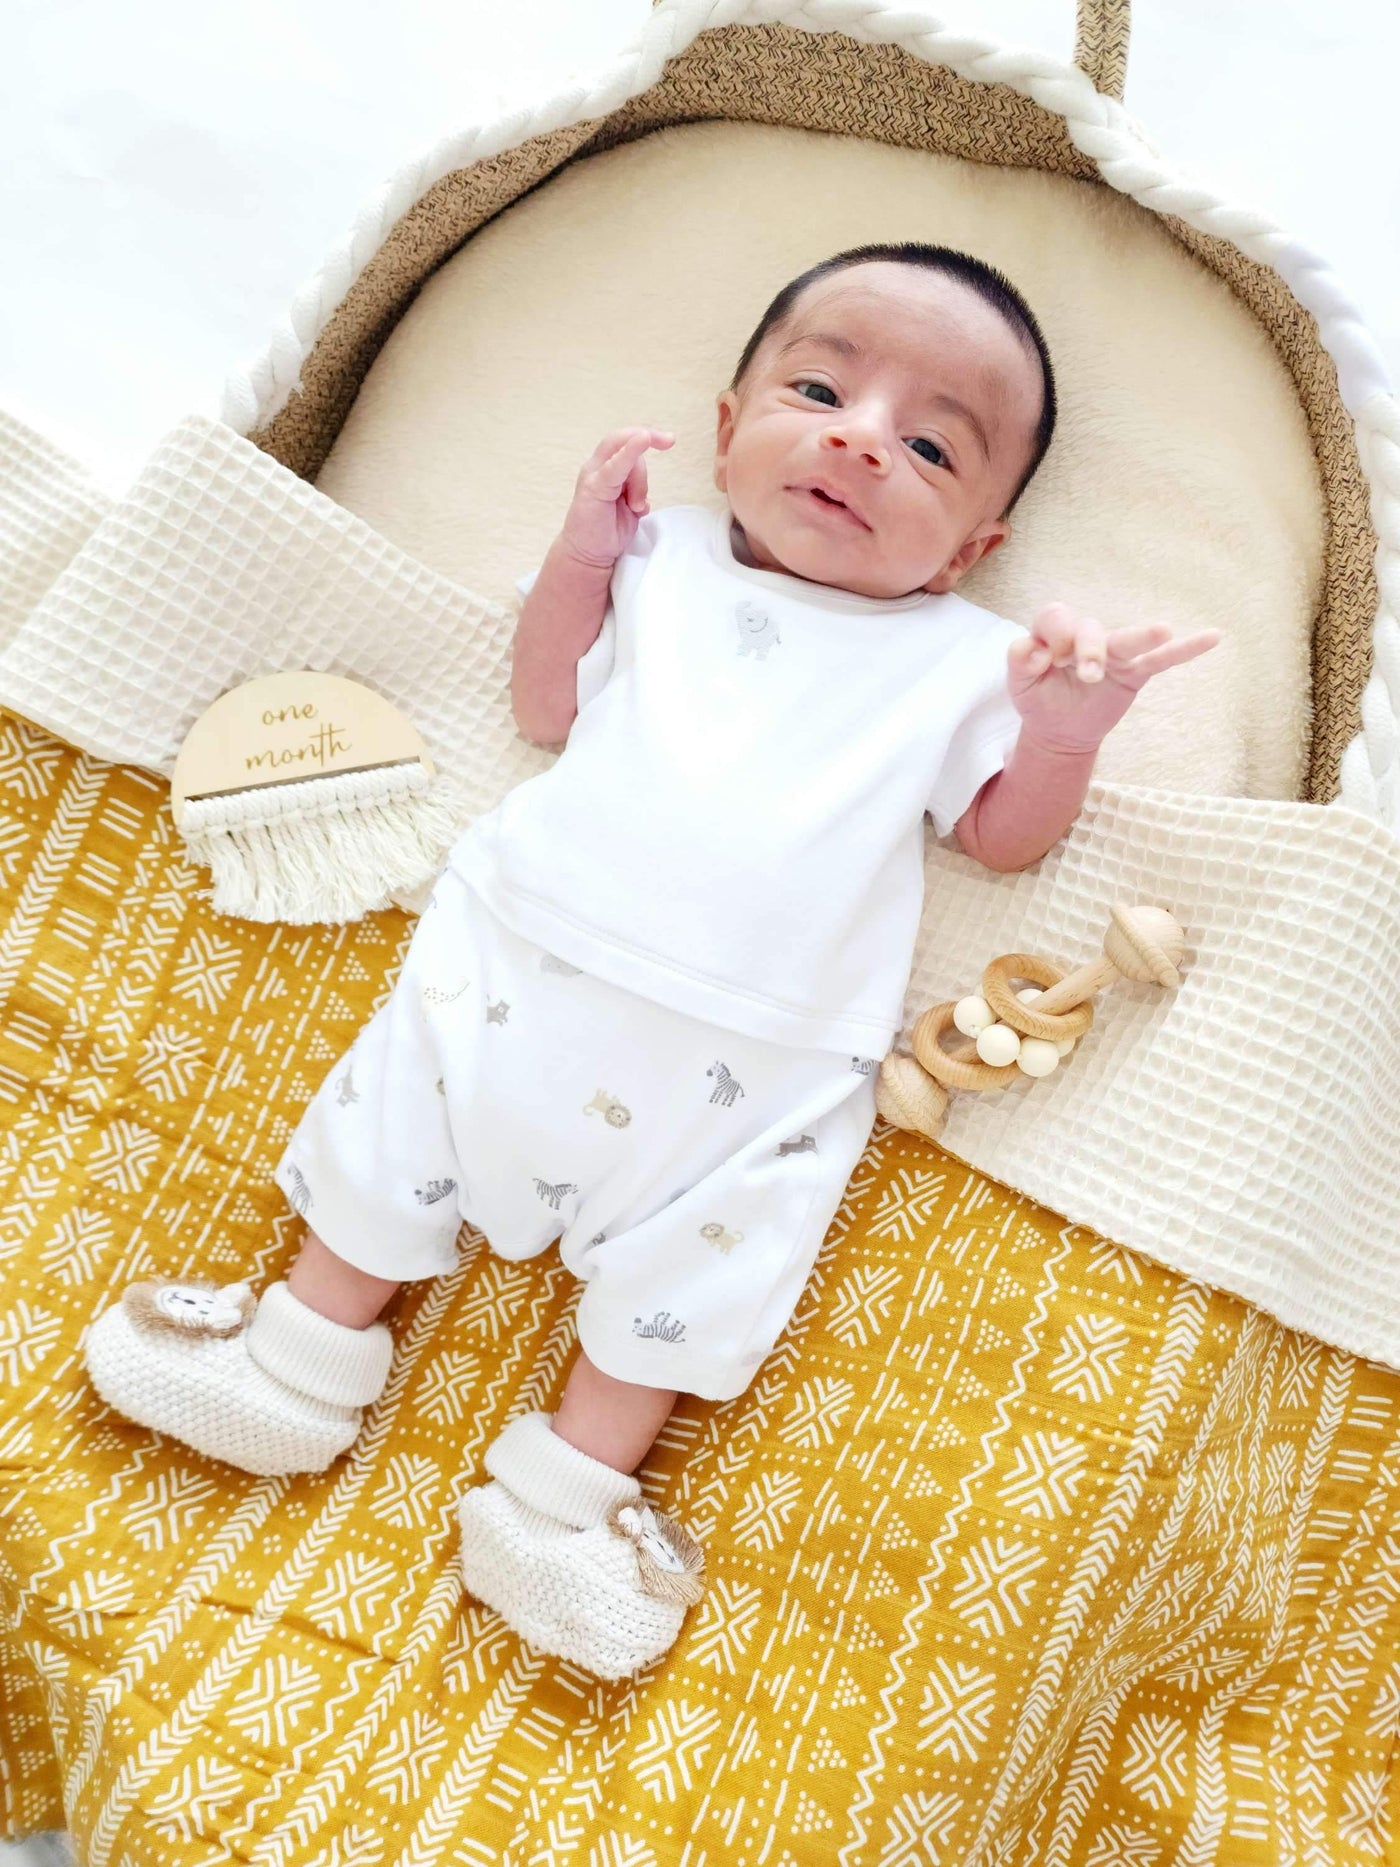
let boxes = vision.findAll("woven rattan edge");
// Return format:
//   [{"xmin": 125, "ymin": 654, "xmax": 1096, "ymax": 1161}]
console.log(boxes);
[
  {"xmin": 247, "ymin": 26, "xmax": 1100, "ymax": 478},
  {"xmin": 247, "ymin": 121, "xmax": 605, "ymax": 483}
]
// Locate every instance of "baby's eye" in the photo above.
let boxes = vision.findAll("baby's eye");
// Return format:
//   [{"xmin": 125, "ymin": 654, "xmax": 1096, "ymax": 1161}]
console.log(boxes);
[
  {"xmin": 908, "ymin": 437, "xmax": 948, "ymax": 468},
  {"xmin": 795, "ymin": 380, "xmax": 838, "ymax": 406}
]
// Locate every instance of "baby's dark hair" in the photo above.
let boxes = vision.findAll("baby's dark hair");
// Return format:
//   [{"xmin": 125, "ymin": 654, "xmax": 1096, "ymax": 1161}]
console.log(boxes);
[{"xmin": 729, "ymin": 241, "xmax": 1057, "ymax": 515}]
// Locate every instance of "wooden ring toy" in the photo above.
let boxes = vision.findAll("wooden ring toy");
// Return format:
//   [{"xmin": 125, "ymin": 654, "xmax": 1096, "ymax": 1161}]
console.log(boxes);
[
  {"xmin": 911, "ymin": 1000, "xmax": 1019, "ymax": 1091},
  {"xmin": 877, "ymin": 903, "xmax": 1190, "ymax": 1146},
  {"xmin": 980, "ymin": 953, "xmax": 1095, "ymax": 1042}
]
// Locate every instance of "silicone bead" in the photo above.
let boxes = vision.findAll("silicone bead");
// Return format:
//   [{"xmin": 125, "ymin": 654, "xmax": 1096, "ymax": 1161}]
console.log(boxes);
[
  {"xmin": 975, "ymin": 1022, "xmax": 1021, "ymax": 1067},
  {"xmin": 1017, "ymin": 985, "xmax": 1076, "ymax": 1056},
  {"xmin": 954, "ymin": 994, "xmax": 996, "ymax": 1037},
  {"xmin": 1016, "ymin": 1036, "xmax": 1061, "ymax": 1078}
]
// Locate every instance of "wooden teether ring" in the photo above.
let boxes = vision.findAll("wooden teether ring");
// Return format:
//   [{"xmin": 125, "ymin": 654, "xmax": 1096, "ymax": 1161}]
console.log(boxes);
[
  {"xmin": 911, "ymin": 1001, "xmax": 1019, "ymax": 1091},
  {"xmin": 980, "ymin": 954, "xmax": 1095, "ymax": 1042},
  {"xmin": 876, "ymin": 1050, "xmax": 950, "ymax": 1140}
]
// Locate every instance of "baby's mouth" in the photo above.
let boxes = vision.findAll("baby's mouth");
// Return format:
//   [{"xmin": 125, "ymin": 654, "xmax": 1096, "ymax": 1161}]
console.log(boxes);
[{"xmin": 790, "ymin": 483, "xmax": 869, "ymax": 530}]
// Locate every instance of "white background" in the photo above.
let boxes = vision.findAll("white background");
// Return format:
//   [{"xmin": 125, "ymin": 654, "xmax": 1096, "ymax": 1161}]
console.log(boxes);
[{"xmin": 1, "ymin": 1, "xmax": 1397, "ymax": 490}]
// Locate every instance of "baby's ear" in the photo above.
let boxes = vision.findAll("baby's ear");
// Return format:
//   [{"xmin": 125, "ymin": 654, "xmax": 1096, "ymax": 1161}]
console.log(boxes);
[
  {"xmin": 924, "ymin": 518, "xmax": 1009, "ymax": 595},
  {"xmin": 713, "ymin": 390, "xmax": 738, "ymax": 493}
]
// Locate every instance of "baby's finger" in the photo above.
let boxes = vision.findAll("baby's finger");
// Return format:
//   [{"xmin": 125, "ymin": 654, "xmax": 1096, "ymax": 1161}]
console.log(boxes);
[
  {"xmin": 1009, "ymin": 630, "xmax": 1054, "ymax": 678},
  {"xmin": 1015, "ymin": 634, "xmax": 1060, "ymax": 679},
  {"xmin": 1029, "ymin": 603, "xmax": 1080, "ymax": 666},
  {"xmin": 599, "ymin": 428, "xmax": 674, "ymax": 491},
  {"xmin": 598, "ymin": 434, "xmax": 652, "ymax": 487},
  {"xmin": 625, "ymin": 456, "xmax": 648, "ymax": 514},
  {"xmin": 1074, "ymin": 616, "xmax": 1108, "ymax": 683},
  {"xmin": 1182, "ymin": 628, "xmax": 1223, "ymax": 656},
  {"xmin": 578, "ymin": 427, "xmax": 664, "ymax": 488},
  {"xmin": 1120, "ymin": 627, "xmax": 1224, "ymax": 687},
  {"xmin": 583, "ymin": 427, "xmax": 644, "ymax": 471},
  {"xmin": 1105, "ymin": 622, "xmax": 1173, "ymax": 660},
  {"xmin": 1125, "ymin": 630, "xmax": 1223, "ymax": 681}
]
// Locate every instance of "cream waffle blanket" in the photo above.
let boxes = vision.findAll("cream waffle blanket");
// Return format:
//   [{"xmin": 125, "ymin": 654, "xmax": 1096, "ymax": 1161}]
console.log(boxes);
[{"xmin": 3, "ymin": 412, "xmax": 1398, "ymax": 1372}]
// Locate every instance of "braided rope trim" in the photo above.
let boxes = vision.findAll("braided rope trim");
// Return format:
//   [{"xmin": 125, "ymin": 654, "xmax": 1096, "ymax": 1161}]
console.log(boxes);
[{"xmin": 218, "ymin": 0, "xmax": 1400, "ymax": 830}]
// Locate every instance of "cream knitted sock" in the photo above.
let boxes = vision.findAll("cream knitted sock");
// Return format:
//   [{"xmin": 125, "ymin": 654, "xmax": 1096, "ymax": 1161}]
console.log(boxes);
[
  {"xmin": 245, "ymin": 1282, "xmax": 393, "ymax": 1405},
  {"xmin": 484, "ymin": 1411, "xmax": 642, "ymax": 1525},
  {"xmin": 84, "ymin": 1277, "xmax": 394, "ymax": 1476},
  {"xmin": 459, "ymin": 1410, "xmax": 707, "ymax": 1681}
]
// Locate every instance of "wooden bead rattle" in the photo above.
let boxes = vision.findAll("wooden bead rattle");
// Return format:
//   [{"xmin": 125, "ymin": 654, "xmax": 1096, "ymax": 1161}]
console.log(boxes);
[{"xmin": 876, "ymin": 902, "xmax": 1187, "ymax": 1142}]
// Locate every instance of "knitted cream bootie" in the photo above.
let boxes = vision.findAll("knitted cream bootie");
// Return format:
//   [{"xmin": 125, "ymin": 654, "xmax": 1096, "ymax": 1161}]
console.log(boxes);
[
  {"xmin": 458, "ymin": 1411, "xmax": 707, "ymax": 1682},
  {"xmin": 83, "ymin": 1278, "xmax": 394, "ymax": 1476}
]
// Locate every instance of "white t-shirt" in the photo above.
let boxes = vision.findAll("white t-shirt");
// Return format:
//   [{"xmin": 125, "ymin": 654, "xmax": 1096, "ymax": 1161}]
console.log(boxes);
[{"xmin": 450, "ymin": 504, "xmax": 1026, "ymax": 1056}]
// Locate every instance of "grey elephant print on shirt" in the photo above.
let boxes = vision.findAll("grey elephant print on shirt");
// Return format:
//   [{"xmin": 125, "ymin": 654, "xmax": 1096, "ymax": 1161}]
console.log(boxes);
[
  {"xmin": 735, "ymin": 601, "xmax": 781, "ymax": 659},
  {"xmin": 583, "ymin": 1089, "xmax": 632, "ymax": 1128},
  {"xmin": 707, "ymin": 1061, "xmax": 746, "ymax": 1106},
  {"xmin": 485, "ymin": 1000, "xmax": 510, "ymax": 1025},
  {"xmin": 534, "ymin": 1177, "xmax": 580, "ymax": 1211},
  {"xmin": 633, "ymin": 1311, "xmax": 687, "ymax": 1343},
  {"xmin": 776, "ymin": 1134, "xmax": 817, "ymax": 1157},
  {"xmin": 700, "ymin": 1221, "xmax": 745, "ymax": 1255},
  {"xmin": 414, "ymin": 1177, "xmax": 457, "ymax": 1207},
  {"xmin": 335, "ymin": 1065, "xmax": 359, "ymax": 1107}
]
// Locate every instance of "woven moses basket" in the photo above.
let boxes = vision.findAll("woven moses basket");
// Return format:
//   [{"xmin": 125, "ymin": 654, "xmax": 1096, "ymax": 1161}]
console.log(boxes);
[
  {"xmin": 232, "ymin": 0, "xmax": 1394, "ymax": 823},
  {"xmin": 3, "ymin": 2, "xmax": 1400, "ymax": 1861}
]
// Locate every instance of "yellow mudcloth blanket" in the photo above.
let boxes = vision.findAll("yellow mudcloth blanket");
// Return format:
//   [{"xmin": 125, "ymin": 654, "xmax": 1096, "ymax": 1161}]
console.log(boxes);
[{"xmin": 2, "ymin": 712, "xmax": 1398, "ymax": 1866}]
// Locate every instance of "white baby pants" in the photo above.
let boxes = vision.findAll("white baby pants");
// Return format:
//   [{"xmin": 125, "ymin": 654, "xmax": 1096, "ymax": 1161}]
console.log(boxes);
[{"xmin": 273, "ymin": 864, "xmax": 879, "ymax": 1401}]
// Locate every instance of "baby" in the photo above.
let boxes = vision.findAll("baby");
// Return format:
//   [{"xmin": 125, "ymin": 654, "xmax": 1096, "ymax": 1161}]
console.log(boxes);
[{"xmin": 84, "ymin": 241, "xmax": 1218, "ymax": 1683}]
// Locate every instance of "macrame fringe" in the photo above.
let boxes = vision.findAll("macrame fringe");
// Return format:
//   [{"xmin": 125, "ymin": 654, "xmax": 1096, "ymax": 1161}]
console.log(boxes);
[{"xmin": 178, "ymin": 766, "xmax": 468, "ymax": 923}]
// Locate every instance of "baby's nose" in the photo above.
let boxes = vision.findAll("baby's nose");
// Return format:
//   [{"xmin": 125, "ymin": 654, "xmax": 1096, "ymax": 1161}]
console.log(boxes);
[{"xmin": 821, "ymin": 425, "xmax": 889, "ymax": 470}]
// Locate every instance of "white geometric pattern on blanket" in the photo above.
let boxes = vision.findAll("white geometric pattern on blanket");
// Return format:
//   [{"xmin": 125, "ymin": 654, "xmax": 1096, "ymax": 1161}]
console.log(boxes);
[{"xmin": 1, "ymin": 412, "xmax": 1399, "ymax": 1373}]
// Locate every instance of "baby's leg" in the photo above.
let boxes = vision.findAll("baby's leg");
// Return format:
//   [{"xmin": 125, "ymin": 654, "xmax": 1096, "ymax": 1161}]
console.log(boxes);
[
  {"xmin": 287, "ymin": 1226, "xmax": 401, "ymax": 1328},
  {"xmin": 287, "ymin": 1231, "xmax": 675, "ymax": 1473},
  {"xmin": 552, "ymin": 1347, "xmax": 677, "ymax": 1474}
]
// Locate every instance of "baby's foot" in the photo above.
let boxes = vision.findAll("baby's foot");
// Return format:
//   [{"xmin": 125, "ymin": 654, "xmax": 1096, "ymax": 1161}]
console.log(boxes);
[
  {"xmin": 84, "ymin": 1278, "xmax": 394, "ymax": 1476},
  {"xmin": 458, "ymin": 1410, "xmax": 706, "ymax": 1680}
]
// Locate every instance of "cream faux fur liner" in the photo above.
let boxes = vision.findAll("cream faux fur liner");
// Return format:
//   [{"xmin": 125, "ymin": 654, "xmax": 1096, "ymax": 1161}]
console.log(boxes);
[{"xmin": 311, "ymin": 120, "xmax": 1324, "ymax": 810}]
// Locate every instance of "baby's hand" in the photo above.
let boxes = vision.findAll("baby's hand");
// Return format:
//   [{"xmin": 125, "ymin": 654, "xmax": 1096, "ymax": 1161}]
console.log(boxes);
[
  {"xmin": 1007, "ymin": 602, "xmax": 1222, "ymax": 754},
  {"xmin": 560, "ymin": 427, "xmax": 675, "ymax": 570}
]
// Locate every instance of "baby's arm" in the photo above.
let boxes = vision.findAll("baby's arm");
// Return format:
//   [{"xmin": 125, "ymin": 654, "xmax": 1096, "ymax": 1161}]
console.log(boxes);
[
  {"xmin": 510, "ymin": 427, "xmax": 674, "ymax": 747},
  {"xmin": 957, "ymin": 600, "xmax": 1221, "ymax": 872},
  {"xmin": 955, "ymin": 736, "xmax": 1098, "ymax": 873}
]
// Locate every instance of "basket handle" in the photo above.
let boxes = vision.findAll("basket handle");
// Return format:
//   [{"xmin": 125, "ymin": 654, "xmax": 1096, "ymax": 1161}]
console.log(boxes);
[{"xmin": 1074, "ymin": 0, "xmax": 1130, "ymax": 99}]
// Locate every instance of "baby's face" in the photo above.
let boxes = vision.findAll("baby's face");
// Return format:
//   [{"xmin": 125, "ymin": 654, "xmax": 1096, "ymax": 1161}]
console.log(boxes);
[{"xmin": 714, "ymin": 263, "xmax": 1043, "ymax": 600}]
